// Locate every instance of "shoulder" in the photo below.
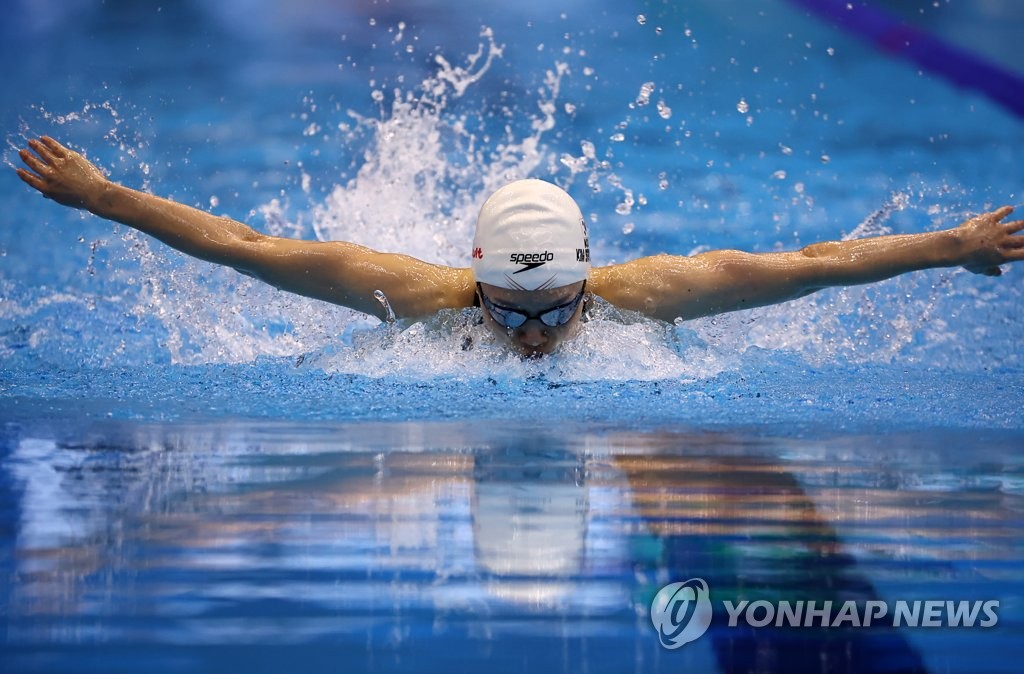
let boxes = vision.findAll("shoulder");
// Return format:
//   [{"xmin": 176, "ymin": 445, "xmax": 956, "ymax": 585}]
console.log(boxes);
[
  {"xmin": 385, "ymin": 262, "xmax": 477, "ymax": 318},
  {"xmin": 588, "ymin": 257, "xmax": 674, "ymax": 316},
  {"xmin": 589, "ymin": 254, "xmax": 716, "ymax": 320},
  {"xmin": 425, "ymin": 265, "xmax": 477, "ymax": 312}
]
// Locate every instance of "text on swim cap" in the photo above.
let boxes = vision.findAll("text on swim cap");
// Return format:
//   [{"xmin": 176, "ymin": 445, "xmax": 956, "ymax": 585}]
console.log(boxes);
[{"xmin": 509, "ymin": 251, "xmax": 554, "ymax": 264}]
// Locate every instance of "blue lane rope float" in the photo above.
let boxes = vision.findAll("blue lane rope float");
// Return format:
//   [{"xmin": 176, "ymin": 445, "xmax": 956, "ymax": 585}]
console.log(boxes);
[{"xmin": 787, "ymin": 0, "xmax": 1024, "ymax": 118}]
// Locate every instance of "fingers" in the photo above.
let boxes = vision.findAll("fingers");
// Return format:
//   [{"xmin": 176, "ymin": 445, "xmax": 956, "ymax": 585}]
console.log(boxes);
[
  {"xmin": 15, "ymin": 167, "xmax": 46, "ymax": 193},
  {"xmin": 27, "ymin": 137, "xmax": 58, "ymax": 163},
  {"xmin": 991, "ymin": 205, "xmax": 1014, "ymax": 220},
  {"xmin": 1002, "ymin": 218, "xmax": 1024, "ymax": 235},
  {"xmin": 39, "ymin": 136, "xmax": 68, "ymax": 158},
  {"xmin": 18, "ymin": 148, "xmax": 49, "ymax": 176}
]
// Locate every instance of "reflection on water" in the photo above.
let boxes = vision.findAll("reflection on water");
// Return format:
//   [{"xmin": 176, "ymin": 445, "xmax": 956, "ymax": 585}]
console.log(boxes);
[{"xmin": 2, "ymin": 422, "xmax": 1022, "ymax": 673}]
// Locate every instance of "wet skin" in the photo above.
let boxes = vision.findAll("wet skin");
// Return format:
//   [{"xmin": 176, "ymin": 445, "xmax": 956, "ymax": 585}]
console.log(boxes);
[{"xmin": 478, "ymin": 281, "xmax": 586, "ymax": 357}]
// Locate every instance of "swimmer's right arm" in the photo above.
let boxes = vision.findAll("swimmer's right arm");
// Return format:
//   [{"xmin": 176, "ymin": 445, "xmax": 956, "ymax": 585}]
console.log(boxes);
[{"xmin": 16, "ymin": 136, "xmax": 475, "ymax": 320}]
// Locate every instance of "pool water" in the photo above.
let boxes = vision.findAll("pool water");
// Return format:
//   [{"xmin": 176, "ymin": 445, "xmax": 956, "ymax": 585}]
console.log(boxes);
[{"xmin": 1, "ymin": 1, "xmax": 1023, "ymax": 672}]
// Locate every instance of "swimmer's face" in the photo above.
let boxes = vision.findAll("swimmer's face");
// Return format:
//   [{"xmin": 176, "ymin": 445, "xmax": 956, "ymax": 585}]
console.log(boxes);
[{"xmin": 477, "ymin": 280, "xmax": 587, "ymax": 357}]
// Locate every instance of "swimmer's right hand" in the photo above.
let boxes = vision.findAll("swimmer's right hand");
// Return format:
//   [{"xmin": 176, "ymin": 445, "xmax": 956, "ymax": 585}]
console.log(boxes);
[{"xmin": 15, "ymin": 136, "xmax": 110, "ymax": 210}]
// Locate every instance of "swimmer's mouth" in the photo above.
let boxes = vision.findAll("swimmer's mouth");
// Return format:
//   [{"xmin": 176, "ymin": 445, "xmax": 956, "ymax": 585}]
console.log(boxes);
[{"xmin": 517, "ymin": 343, "xmax": 558, "ymax": 359}]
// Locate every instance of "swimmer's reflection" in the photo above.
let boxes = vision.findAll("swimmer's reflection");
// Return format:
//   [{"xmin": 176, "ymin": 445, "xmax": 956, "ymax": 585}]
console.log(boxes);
[
  {"xmin": 8, "ymin": 430, "xmax": 958, "ymax": 673},
  {"xmin": 472, "ymin": 444, "xmax": 588, "ymax": 606}
]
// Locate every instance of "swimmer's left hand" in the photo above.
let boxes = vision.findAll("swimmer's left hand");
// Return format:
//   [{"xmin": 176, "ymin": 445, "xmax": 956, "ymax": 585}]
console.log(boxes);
[{"xmin": 955, "ymin": 206, "xmax": 1024, "ymax": 277}]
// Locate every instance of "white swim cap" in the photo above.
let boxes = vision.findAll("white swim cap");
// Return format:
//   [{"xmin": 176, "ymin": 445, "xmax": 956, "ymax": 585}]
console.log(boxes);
[{"xmin": 471, "ymin": 179, "xmax": 590, "ymax": 291}]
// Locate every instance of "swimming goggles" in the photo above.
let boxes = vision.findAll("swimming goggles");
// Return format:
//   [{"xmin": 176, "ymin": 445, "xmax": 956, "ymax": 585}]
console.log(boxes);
[{"xmin": 478, "ymin": 282, "xmax": 586, "ymax": 329}]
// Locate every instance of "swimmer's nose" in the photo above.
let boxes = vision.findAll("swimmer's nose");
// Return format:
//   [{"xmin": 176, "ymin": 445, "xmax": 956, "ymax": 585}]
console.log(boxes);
[{"xmin": 516, "ymin": 320, "xmax": 550, "ymax": 348}]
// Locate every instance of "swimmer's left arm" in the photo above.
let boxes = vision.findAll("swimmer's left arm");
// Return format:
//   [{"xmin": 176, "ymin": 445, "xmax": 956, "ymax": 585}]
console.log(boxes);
[{"xmin": 593, "ymin": 206, "xmax": 1023, "ymax": 322}]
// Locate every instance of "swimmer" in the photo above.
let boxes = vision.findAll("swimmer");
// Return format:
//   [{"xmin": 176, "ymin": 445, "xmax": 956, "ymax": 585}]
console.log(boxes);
[{"xmin": 15, "ymin": 136, "xmax": 1024, "ymax": 356}]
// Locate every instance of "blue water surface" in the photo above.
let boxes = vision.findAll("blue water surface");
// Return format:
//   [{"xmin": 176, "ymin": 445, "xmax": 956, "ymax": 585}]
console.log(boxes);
[{"xmin": 1, "ymin": 1, "xmax": 1023, "ymax": 672}]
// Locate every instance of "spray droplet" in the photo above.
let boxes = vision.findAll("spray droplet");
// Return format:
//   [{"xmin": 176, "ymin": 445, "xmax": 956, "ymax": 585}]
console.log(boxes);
[
  {"xmin": 771, "ymin": 170, "xmax": 787, "ymax": 180},
  {"xmin": 635, "ymin": 81, "xmax": 655, "ymax": 106},
  {"xmin": 636, "ymin": 14, "xmax": 647, "ymax": 25},
  {"xmin": 736, "ymin": 98, "xmax": 749, "ymax": 114},
  {"xmin": 622, "ymin": 222, "xmax": 635, "ymax": 235},
  {"xmin": 374, "ymin": 289, "xmax": 397, "ymax": 323}
]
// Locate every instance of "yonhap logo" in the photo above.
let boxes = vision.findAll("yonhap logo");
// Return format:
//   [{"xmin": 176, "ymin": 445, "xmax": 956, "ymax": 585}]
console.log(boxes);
[
  {"xmin": 650, "ymin": 578, "xmax": 713, "ymax": 649},
  {"xmin": 650, "ymin": 578, "xmax": 1001, "ymax": 650}
]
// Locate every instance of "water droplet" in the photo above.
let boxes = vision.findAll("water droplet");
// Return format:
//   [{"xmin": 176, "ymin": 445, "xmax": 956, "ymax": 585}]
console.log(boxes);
[
  {"xmin": 622, "ymin": 222, "xmax": 635, "ymax": 235},
  {"xmin": 209, "ymin": 195, "xmax": 219, "ymax": 208},
  {"xmin": 826, "ymin": 47, "xmax": 835, "ymax": 56},
  {"xmin": 779, "ymin": 144, "xmax": 793, "ymax": 156},
  {"xmin": 636, "ymin": 14, "xmax": 647, "ymax": 25},
  {"xmin": 736, "ymin": 98, "xmax": 749, "ymax": 114},
  {"xmin": 374, "ymin": 289, "xmax": 397, "ymax": 323},
  {"xmin": 635, "ymin": 81, "xmax": 655, "ymax": 106},
  {"xmin": 610, "ymin": 132, "xmax": 625, "ymax": 142},
  {"xmin": 656, "ymin": 100, "xmax": 672, "ymax": 119},
  {"xmin": 820, "ymin": 154, "xmax": 831, "ymax": 164},
  {"xmin": 771, "ymin": 170, "xmax": 787, "ymax": 180}
]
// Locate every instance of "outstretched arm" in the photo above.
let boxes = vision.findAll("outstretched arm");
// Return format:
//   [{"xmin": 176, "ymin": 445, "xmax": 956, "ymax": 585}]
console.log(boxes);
[
  {"xmin": 591, "ymin": 207, "xmax": 1024, "ymax": 322},
  {"xmin": 16, "ymin": 136, "xmax": 474, "ymax": 320}
]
